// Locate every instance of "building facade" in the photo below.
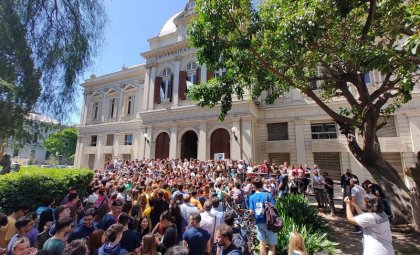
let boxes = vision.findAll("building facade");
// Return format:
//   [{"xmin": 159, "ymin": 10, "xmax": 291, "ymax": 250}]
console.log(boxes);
[{"xmin": 75, "ymin": 1, "xmax": 420, "ymax": 185}]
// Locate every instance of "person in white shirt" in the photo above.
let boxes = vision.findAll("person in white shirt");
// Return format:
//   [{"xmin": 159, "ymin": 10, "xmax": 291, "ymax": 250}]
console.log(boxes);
[
  {"xmin": 313, "ymin": 170, "xmax": 325, "ymax": 208},
  {"xmin": 200, "ymin": 200, "xmax": 220, "ymax": 248},
  {"xmin": 344, "ymin": 194, "xmax": 394, "ymax": 255}
]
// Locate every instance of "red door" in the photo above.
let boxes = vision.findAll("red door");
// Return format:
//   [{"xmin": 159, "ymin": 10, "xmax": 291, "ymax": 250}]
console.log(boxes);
[
  {"xmin": 155, "ymin": 132, "xmax": 170, "ymax": 159},
  {"xmin": 210, "ymin": 128, "xmax": 230, "ymax": 159}
]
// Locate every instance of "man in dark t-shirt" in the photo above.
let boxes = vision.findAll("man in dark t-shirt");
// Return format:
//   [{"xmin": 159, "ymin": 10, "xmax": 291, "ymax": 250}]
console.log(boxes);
[
  {"xmin": 323, "ymin": 172, "xmax": 335, "ymax": 215},
  {"xmin": 118, "ymin": 213, "xmax": 140, "ymax": 254},
  {"xmin": 183, "ymin": 212, "xmax": 211, "ymax": 255}
]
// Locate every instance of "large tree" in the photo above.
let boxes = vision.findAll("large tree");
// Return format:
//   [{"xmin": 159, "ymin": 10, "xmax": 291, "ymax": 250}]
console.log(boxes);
[
  {"xmin": 0, "ymin": 0, "xmax": 106, "ymax": 142},
  {"xmin": 44, "ymin": 127, "xmax": 78, "ymax": 161},
  {"xmin": 188, "ymin": 0, "xmax": 420, "ymax": 228}
]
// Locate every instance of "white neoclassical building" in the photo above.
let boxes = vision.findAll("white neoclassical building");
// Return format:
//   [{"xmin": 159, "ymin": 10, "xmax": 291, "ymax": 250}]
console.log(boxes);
[{"xmin": 74, "ymin": 1, "xmax": 420, "ymax": 185}]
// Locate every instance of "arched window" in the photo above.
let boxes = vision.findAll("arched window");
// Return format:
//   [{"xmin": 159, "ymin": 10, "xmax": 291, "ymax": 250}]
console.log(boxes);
[
  {"xmin": 160, "ymin": 68, "xmax": 172, "ymax": 102},
  {"xmin": 92, "ymin": 101, "xmax": 100, "ymax": 120}
]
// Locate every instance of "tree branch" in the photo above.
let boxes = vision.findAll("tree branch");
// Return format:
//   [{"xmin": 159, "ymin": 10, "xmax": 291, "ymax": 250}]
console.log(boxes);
[
  {"xmin": 370, "ymin": 73, "xmax": 393, "ymax": 101},
  {"xmin": 337, "ymin": 80, "xmax": 360, "ymax": 107},
  {"xmin": 360, "ymin": 0, "xmax": 377, "ymax": 42},
  {"xmin": 303, "ymin": 88, "xmax": 357, "ymax": 125}
]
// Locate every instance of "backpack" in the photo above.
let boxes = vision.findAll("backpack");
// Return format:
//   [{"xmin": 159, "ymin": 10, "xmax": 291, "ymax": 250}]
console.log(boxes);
[
  {"xmin": 265, "ymin": 193, "xmax": 283, "ymax": 233},
  {"xmin": 232, "ymin": 227, "xmax": 249, "ymax": 255}
]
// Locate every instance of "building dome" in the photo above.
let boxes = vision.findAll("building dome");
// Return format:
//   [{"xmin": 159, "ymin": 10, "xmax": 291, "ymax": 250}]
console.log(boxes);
[{"xmin": 158, "ymin": 11, "xmax": 182, "ymax": 37}]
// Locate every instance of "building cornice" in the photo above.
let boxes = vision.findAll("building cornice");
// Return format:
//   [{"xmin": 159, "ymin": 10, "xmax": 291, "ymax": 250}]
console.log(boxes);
[
  {"xmin": 82, "ymin": 64, "xmax": 146, "ymax": 89},
  {"xmin": 141, "ymin": 40, "xmax": 191, "ymax": 61}
]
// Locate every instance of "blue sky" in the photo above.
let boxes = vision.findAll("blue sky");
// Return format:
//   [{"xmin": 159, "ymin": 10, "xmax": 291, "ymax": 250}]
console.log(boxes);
[{"xmin": 72, "ymin": 0, "xmax": 187, "ymax": 123}]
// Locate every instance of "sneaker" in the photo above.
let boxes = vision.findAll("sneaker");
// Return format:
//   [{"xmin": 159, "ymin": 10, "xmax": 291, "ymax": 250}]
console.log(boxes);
[{"xmin": 351, "ymin": 231, "xmax": 362, "ymax": 235}]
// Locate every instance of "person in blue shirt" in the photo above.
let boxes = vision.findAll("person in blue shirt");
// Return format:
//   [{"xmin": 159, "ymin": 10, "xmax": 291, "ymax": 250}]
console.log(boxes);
[
  {"xmin": 249, "ymin": 177, "xmax": 277, "ymax": 255},
  {"xmin": 68, "ymin": 208, "xmax": 97, "ymax": 242},
  {"xmin": 182, "ymin": 212, "xmax": 211, "ymax": 255}
]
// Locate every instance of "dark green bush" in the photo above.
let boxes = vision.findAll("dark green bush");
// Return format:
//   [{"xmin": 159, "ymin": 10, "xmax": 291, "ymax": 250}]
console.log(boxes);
[
  {"xmin": 0, "ymin": 166, "xmax": 93, "ymax": 214},
  {"xmin": 275, "ymin": 195, "xmax": 340, "ymax": 255}
]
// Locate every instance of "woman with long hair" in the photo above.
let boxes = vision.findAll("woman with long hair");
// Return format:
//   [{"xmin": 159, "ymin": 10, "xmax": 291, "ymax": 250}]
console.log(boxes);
[
  {"xmin": 137, "ymin": 217, "xmax": 150, "ymax": 241},
  {"xmin": 345, "ymin": 194, "xmax": 394, "ymax": 255},
  {"xmin": 140, "ymin": 234, "xmax": 159, "ymax": 255},
  {"xmin": 88, "ymin": 229, "xmax": 105, "ymax": 255},
  {"xmin": 288, "ymin": 232, "xmax": 307, "ymax": 255}
]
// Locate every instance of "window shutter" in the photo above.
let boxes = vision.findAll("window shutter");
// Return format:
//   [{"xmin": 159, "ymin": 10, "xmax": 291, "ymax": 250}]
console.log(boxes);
[
  {"xmin": 196, "ymin": 67, "xmax": 201, "ymax": 84},
  {"xmin": 207, "ymin": 69, "xmax": 215, "ymax": 81},
  {"xmin": 154, "ymin": 77, "xmax": 162, "ymax": 104},
  {"xmin": 179, "ymin": 71, "xmax": 187, "ymax": 100},
  {"xmin": 169, "ymin": 74, "xmax": 174, "ymax": 102},
  {"xmin": 313, "ymin": 152, "xmax": 341, "ymax": 180},
  {"xmin": 267, "ymin": 123, "xmax": 288, "ymax": 141}
]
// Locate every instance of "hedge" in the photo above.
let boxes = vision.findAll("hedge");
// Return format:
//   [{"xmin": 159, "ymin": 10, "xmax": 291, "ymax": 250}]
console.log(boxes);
[
  {"xmin": 275, "ymin": 195, "xmax": 341, "ymax": 255},
  {"xmin": 0, "ymin": 166, "xmax": 93, "ymax": 214}
]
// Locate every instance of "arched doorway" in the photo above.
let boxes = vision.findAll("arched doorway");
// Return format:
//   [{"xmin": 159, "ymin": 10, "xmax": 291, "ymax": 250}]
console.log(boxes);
[
  {"xmin": 210, "ymin": 128, "xmax": 230, "ymax": 159},
  {"xmin": 155, "ymin": 132, "xmax": 170, "ymax": 159},
  {"xmin": 181, "ymin": 131, "xmax": 198, "ymax": 160}
]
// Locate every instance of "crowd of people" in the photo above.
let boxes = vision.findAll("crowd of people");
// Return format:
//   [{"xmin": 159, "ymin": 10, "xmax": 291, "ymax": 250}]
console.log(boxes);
[{"xmin": 0, "ymin": 157, "xmax": 395, "ymax": 255}]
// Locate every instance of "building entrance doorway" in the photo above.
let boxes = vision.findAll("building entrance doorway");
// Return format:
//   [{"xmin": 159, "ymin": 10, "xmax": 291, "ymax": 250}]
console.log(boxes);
[
  {"xmin": 155, "ymin": 132, "xmax": 170, "ymax": 159},
  {"xmin": 181, "ymin": 131, "xmax": 198, "ymax": 160},
  {"xmin": 210, "ymin": 128, "xmax": 230, "ymax": 159}
]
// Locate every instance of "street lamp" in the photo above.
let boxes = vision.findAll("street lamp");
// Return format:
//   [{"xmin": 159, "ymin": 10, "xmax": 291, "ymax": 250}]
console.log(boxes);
[
  {"xmin": 144, "ymin": 133, "xmax": 150, "ymax": 144},
  {"xmin": 231, "ymin": 126, "xmax": 238, "ymax": 141}
]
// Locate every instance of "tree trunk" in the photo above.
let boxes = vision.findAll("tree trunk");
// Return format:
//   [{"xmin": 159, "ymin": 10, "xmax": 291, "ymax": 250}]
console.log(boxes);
[{"xmin": 340, "ymin": 124, "xmax": 419, "ymax": 230}]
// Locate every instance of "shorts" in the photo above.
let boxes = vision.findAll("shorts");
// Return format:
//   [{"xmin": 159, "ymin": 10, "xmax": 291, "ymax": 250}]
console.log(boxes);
[{"xmin": 256, "ymin": 223, "xmax": 278, "ymax": 246}]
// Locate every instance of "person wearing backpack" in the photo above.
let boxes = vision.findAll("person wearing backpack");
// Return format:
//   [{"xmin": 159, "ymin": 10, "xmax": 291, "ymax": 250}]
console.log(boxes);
[
  {"xmin": 223, "ymin": 211, "xmax": 249, "ymax": 255},
  {"xmin": 249, "ymin": 177, "xmax": 277, "ymax": 255}
]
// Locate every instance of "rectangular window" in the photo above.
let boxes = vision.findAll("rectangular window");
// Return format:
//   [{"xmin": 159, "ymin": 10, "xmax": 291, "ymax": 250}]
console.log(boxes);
[
  {"xmin": 311, "ymin": 122, "xmax": 337, "ymax": 139},
  {"xmin": 109, "ymin": 98, "xmax": 117, "ymax": 118},
  {"xmin": 106, "ymin": 134, "xmax": 114, "ymax": 146},
  {"xmin": 267, "ymin": 123, "xmax": 289, "ymax": 141},
  {"xmin": 124, "ymin": 134, "xmax": 133, "ymax": 145},
  {"xmin": 91, "ymin": 135, "xmax": 98, "ymax": 146},
  {"xmin": 313, "ymin": 152, "xmax": 341, "ymax": 180},
  {"xmin": 92, "ymin": 101, "xmax": 100, "ymax": 120},
  {"xmin": 127, "ymin": 96, "xmax": 135, "ymax": 115}
]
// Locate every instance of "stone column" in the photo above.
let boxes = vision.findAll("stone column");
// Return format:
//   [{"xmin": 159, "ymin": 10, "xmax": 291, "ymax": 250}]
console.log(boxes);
[
  {"xmin": 132, "ymin": 131, "xmax": 141, "ymax": 160},
  {"xmin": 148, "ymin": 66, "xmax": 157, "ymax": 110},
  {"xmin": 169, "ymin": 125, "xmax": 178, "ymax": 159},
  {"xmin": 101, "ymin": 95, "xmax": 108, "ymax": 122},
  {"xmin": 117, "ymin": 90, "xmax": 124, "ymax": 121},
  {"xmin": 144, "ymin": 127, "xmax": 153, "ymax": 159},
  {"xmin": 241, "ymin": 117, "xmax": 253, "ymax": 161},
  {"xmin": 142, "ymin": 69, "xmax": 151, "ymax": 111},
  {"xmin": 74, "ymin": 135, "xmax": 85, "ymax": 168},
  {"xmin": 172, "ymin": 60, "xmax": 180, "ymax": 107},
  {"xmin": 136, "ymin": 81, "xmax": 143, "ymax": 117},
  {"xmin": 408, "ymin": 113, "xmax": 420, "ymax": 153},
  {"xmin": 197, "ymin": 121, "xmax": 207, "ymax": 160},
  {"xmin": 94, "ymin": 134, "xmax": 103, "ymax": 169},
  {"xmin": 114, "ymin": 133, "xmax": 121, "ymax": 159},
  {"xmin": 294, "ymin": 120, "xmax": 308, "ymax": 164},
  {"xmin": 201, "ymin": 64, "xmax": 207, "ymax": 83},
  {"xmin": 80, "ymin": 93, "xmax": 88, "ymax": 125},
  {"xmin": 231, "ymin": 118, "xmax": 241, "ymax": 160}
]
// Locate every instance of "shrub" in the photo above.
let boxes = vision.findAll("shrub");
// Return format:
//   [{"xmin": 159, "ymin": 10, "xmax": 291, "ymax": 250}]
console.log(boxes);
[
  {"xmin": 0, "ymin": 166, "xmax": 93, "ymax": 214},
  {"xmin": 275, "ymin": 195, "xmax": 340, "ymax": 255},
  {"xmin": 276, "ymin": 194, "xmax": 329, "ymax": 233}
]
